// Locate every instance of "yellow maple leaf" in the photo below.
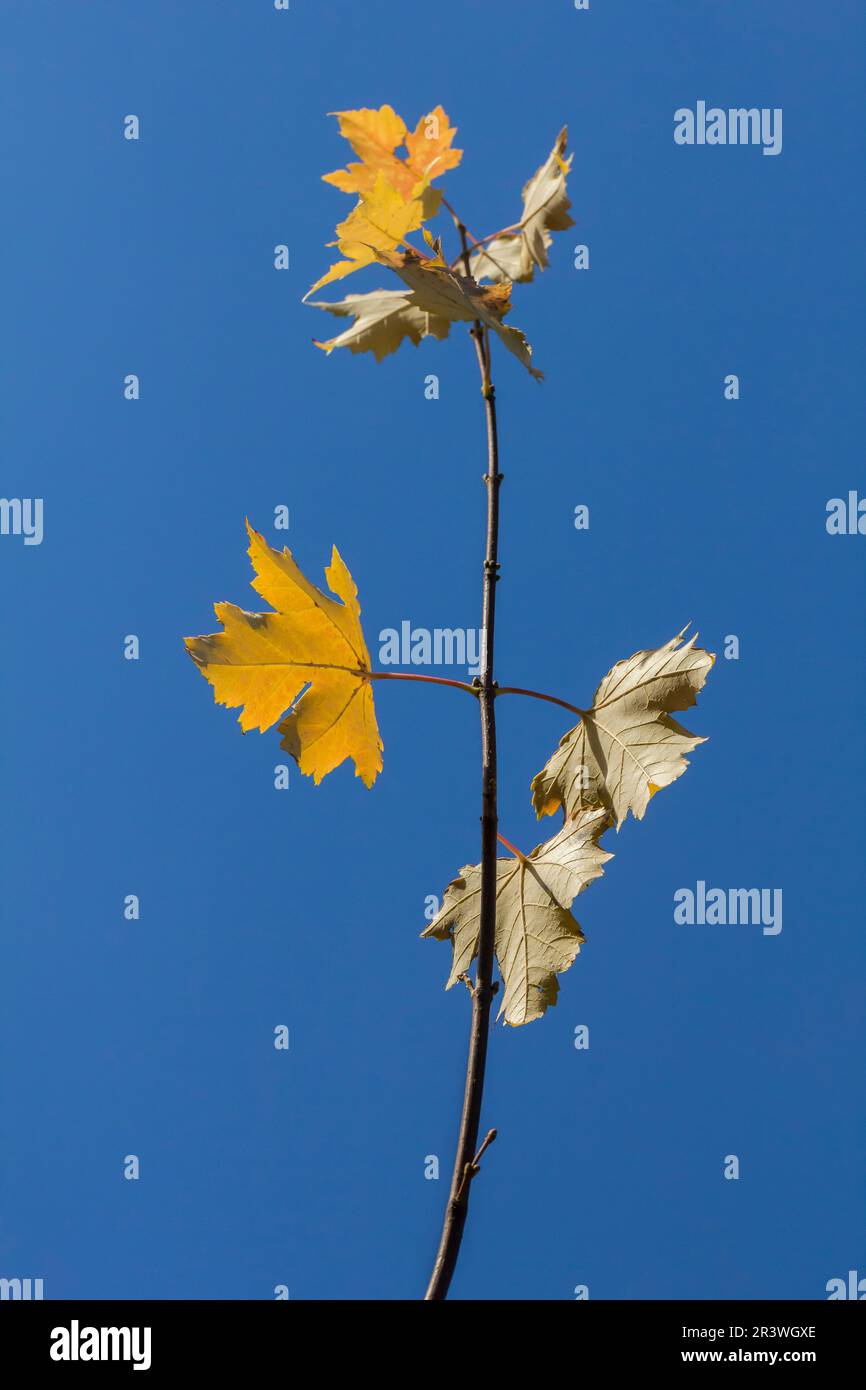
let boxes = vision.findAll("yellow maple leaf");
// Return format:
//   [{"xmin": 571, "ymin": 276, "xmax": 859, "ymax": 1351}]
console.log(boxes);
[
  {"xmin": 322, "ymin": 104, "xmax": 408, "ymax": 195},
  {"xmin": 307, "ymin": 173, "xmax": 428, "ymax": 296},
  {"xmin": 184, "ymin": 523, "xmax": 383, "ymax": 788},
  {"xmin": 323, "ymin": 103, "xmax": 462, "ymax": 201},
  {"xmin": 404, "ymin": 106, "xmax": 463, "ymax": 186}
]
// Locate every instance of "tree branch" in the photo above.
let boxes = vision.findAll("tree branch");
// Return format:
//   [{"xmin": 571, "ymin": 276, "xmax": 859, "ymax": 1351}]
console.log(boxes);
[{"xmin": 424, "ymin": 221, "xmax": 501, "ymax": 1302}]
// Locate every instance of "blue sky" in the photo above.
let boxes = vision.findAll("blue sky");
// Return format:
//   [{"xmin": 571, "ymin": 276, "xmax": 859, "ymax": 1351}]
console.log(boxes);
[{"xmin": 1, "ymin": 0, "xmax": 863, "ymax": 1300}]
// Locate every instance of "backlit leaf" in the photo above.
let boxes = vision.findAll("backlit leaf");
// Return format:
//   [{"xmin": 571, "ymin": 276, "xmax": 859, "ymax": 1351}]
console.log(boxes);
[
  {"xmin": 323, "ymin": 103, "xmax": 462, "ymax": 200},
  {"xmin": 471, "ymin": 128, "xmax": 574, "ymax": 284},
  {"xmin": 306, "ymin": 174, "xmax": 429, "ymax": 297},
  {"xmin": 309, "ymin": 288, "xmax": 452, "ymax": 361},
  {"xmin": 185, "ymin": 523, "xmax": 383, "ymax": 788},
  {"xmin": 531, "ymin": 629, "xmax": 714, "ymax": 828},
  {"xmin": 375, "ymin": 244, "xmax": 543, "ymax": 380},
  {"xmin": 422, "ymin": 810, "xmax": 611, "ymax": 1027}
]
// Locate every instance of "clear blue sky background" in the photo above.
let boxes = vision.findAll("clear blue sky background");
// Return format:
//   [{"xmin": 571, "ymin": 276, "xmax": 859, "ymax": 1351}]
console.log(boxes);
[{"xmin": 1, "ymin": 1, "xmax": 863, "ymax": 1301}]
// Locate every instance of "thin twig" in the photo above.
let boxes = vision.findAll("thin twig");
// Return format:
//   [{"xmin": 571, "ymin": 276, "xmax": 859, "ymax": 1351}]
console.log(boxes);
[
  {"xmin": 424, "ymin": 222, "xmax": 502, "ymax": 1302},
  {"xmin": 442, "ymin": 200, "xmax": 515, "ymax": 287},
  {"xmin": 454, "ymin": 1129, "xmax": 498, "ymax": 1203},
  {"xmin": 440, "ymin": 195, "xmax": 484, "ymax": 247},
  {"xmin": 445, "ymin": 220, "xmax": 521, "ymax": 280}
]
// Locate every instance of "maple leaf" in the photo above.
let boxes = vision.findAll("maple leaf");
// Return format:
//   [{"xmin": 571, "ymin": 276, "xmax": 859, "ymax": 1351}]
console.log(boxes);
[
  {"xmin": 322, "ymin": 104, "xmax": 408, "ymax": 194},
  {"xmin": 323, "ymin": 103, "xmax": 462, "ymax": 200},
  {"xmin": 404, "ymin": 106, "xmax": 463, "ymax": 187},
  {"xmin": 471, "ymin": 128, "xmax": 575, "ymax": 284},
  {"xmin": 308, "ymin": 288, "xmax": 452, "ymax": 361},
  {"xmin": 306, "ymin": 174, "xmax": 429, "ymax": 297},
  {"xmin": 374, "ymin": 244, "xmax": 543, "ymax": 380},
  {"xmin": 422, "ymin": 810, "xmax": 612, "ymax": 1027},
  {"xmin": 531, "ymin": 629, "xmax": 714, "ymax": 829},
  {"xmin": 184, "ymin": 523, "xmax": 383, "ymax": 788}
]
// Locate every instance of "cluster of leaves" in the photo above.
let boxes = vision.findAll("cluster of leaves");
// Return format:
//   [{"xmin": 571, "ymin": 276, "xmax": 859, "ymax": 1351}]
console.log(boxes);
[
  {"xmin": 305, "ymin": 103, "xmax": 577, "ymax": 378},
  {"xmin": 424, "ymin": 631, "xmax": 714, "ymax": 1025},
  {"xmin": 184, "ymin": 105, "xmax": 715, "ymax": 1029},
  {"xmin": 185, "ymin": 525, "xmax": 713, "ymax": 1027}
]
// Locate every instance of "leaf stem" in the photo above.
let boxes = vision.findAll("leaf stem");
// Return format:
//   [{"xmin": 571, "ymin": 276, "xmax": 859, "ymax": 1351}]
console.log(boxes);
[
  {"xmin": 366, "ymin": 670, "xmax": 587, "ymax": 721},
  {"xmin": 364, "ymin": 670, "xmax": 478, "ymax": 697},
  {"xmin": 467, "ymin": 222, "xmax": 522, "ymax": 249},
  {"xmin": 440, "ymin": 195, "xmax": 483, "ymax": 247},
  {"xmin": 424, "ymin": 222, "xmax": 501, "ymax": 1302},
  {"xmin": 446, "ymin": 223, "xmax": 522, "ymax": 276},
  {"xmin": 496, "ymin": 832, "xmax": 526, "ymax": 861},
  {"xmin": 441, "ymin": 199, "xmax": 516, "ymax": 285},
  {"xmin": 495, "ymin": 686, "xmax": 587, "ymax": 719}
]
